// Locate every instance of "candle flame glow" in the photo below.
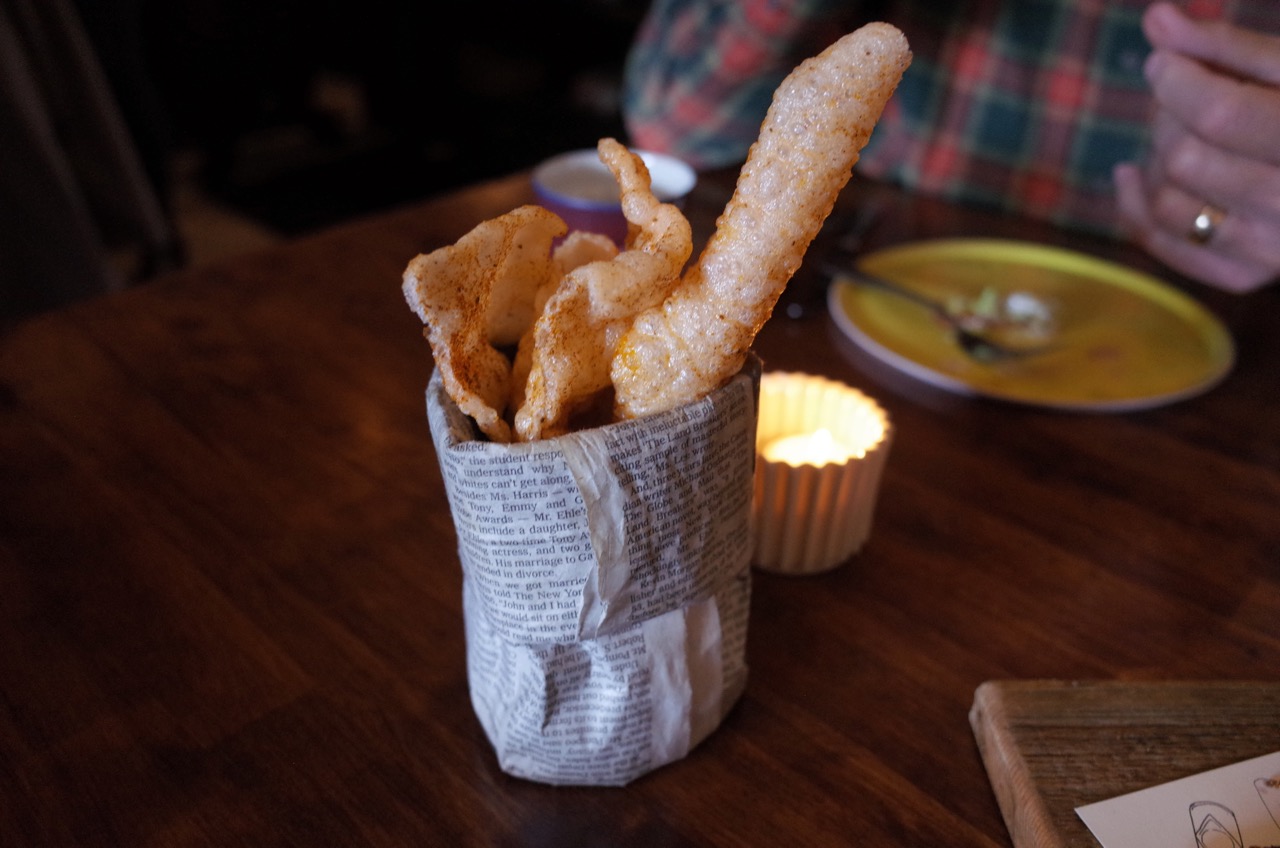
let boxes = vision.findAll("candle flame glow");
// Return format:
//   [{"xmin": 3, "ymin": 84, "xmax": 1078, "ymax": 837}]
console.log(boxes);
[{"xmin": 761, "ymin": 428, "xmax": 865, "ymax": 467}]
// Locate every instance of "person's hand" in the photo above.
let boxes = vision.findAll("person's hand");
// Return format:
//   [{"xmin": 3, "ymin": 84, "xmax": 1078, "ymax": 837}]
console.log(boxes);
[{"xmin": 1114, "ymin": 2, "xmax": 1280, "ymax": 293}]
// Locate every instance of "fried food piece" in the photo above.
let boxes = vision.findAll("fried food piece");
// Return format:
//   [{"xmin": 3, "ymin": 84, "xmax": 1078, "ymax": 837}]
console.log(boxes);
[
  {"xmin": 514, "ymin": 138, "xmax": 692, "ymax": 441},
  {"xmin": 612, "ymin": 23, "xmax": 911, "ymax": 419},
  {"xmin": 508, "ymin": 230, "xmax": 620, "ymax": 417},
  {"xmin": 483, "ymin": 208, "xmax": 569, "ymax": 347},
  {"xmin": 553, "ymin": 230, "xmax": 619, "ymax": 276},
  {"xmin": 403, "ymin": 205, "xmax": 566, "ymax": 441}
]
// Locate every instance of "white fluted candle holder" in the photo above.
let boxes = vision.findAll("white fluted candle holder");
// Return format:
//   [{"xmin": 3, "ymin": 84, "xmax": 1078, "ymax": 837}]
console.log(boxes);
[{"xmin": 752, "ymin": 372, "xmax": 892, "ymax": 575}]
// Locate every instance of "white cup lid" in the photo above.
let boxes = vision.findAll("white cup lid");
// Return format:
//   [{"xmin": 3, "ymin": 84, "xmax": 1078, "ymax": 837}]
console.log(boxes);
[{"xmin": 533, "ymin": 148, "xmax": 696, "ymax": 209}]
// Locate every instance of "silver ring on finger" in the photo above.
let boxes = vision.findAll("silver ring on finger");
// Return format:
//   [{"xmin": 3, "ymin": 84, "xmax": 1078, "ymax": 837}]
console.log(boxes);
[{"xmin": 1188, "ymin": 203, "xmax": 1225, "ymax": 245}]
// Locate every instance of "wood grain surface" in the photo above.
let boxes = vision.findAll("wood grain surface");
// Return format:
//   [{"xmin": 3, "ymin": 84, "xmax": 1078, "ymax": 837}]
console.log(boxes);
[
  {"xmin": 970, "ymin": 680, "xmax": 1280, "ymax": 848},
  {"xmin": 1, "ymin": 169, "xmax": 1278, "ymax": 846}
]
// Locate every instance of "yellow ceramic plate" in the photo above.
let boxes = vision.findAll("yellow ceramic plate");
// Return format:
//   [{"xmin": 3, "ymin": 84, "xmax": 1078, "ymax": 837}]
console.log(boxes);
[{"xmin": 827, "ymin": 239, "xmax": 1235, "ymax": 411}]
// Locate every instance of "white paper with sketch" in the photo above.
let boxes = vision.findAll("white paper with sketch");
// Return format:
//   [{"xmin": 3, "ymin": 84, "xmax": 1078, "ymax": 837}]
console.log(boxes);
[{"xmin": 1076, "ymin": 749, "xmax": 1280, "ymax": 848}]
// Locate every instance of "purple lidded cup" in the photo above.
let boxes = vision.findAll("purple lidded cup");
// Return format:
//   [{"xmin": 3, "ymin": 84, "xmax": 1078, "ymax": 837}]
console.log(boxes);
[{"xmin": 532, "ymin": 148, "xmax": 696, "ymax": 246}]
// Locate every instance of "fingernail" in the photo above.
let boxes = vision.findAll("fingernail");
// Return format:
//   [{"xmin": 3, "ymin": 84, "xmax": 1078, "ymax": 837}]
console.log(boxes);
[
  {"xmin": 1143, "ymin": 2, "xmax": 1178, "ymax": 42},
  {"xmin": 1113, "ymin": 162, "xmax": 1137, "ymax": 191},
  {"xmin": 1143, "ymin": 50, "xmax": 1166, "ymax": 83}
]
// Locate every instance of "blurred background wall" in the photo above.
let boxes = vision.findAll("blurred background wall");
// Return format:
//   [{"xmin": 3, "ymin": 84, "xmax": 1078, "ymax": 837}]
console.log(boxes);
[
  {"xmin": 131, "ymin": 0, "xmax": 645, "ymax": 233},
  {"xmin": 2, "ymin": 0, "xmax": 646, "ymax": 324}
]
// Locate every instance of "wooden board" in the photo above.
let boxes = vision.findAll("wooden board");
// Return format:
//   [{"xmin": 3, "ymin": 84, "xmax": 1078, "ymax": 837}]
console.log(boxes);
[{"xmin": 969, "ymin": 680, "xmax": 1280, "ymax": 848}]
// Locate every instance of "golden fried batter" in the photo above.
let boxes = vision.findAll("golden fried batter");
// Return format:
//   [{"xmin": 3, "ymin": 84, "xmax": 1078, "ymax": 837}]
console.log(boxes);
[
  {"xmin": 514, "ymin": 139, "xmax": 692, "ymax": 440},
  {"xmin": 612, "ymin": 23, "xmax": 911, "ymax": 419},
  {"xmin": 402, "ymin": 205, "xmax": 565, "ymax": 441}
]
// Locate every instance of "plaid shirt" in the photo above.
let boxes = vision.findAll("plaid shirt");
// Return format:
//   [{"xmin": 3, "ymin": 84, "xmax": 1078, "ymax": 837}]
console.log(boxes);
[{"xmin": 622, "ymin": 0, "xmax": 1280, "ymax": 237}]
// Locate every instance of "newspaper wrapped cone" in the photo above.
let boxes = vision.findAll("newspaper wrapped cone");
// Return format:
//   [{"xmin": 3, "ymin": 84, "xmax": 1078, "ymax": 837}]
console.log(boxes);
[
  {"xmin": 752, "ymin": 372, "xmax": 892, "ymax": 574},
  {"xmin": 426, "ymin": 358, "xmax": 760, "ymax": 786}
]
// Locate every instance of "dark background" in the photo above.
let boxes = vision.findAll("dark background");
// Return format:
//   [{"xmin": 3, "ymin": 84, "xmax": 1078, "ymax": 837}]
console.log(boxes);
[{"xmin": 77, "ymin": 0, "xmax": 648, "ymax": 237}]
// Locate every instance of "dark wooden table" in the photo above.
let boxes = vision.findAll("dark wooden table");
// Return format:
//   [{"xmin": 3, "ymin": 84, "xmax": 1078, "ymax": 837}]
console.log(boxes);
[{"xmin": 2, "ymin": 166, "xmax": 1277, "ymax": 846}]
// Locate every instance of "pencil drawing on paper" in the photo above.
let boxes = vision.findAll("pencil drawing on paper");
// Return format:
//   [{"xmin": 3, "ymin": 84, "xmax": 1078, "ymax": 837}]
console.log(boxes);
[
  {"xmin": 1190, "ymin": 801, "xmax": 1242, "ymax": 848},
  {"xmin": 1258, "ymin": 775, "xmax": 1280, "ymax": 831}
]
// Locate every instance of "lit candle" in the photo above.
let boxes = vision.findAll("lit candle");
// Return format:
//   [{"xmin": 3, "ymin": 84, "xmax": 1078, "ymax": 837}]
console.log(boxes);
[
  {"xmin": 761, "ymin": 423, "xmax": 884, "ymax": 466},
  {"xmin": 762, "ymin": 428, "xmax": 852, "ymax": 466},
  {"xmin": 752, "ymin": 372, "xmax": 893, "ymax": 575}
]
